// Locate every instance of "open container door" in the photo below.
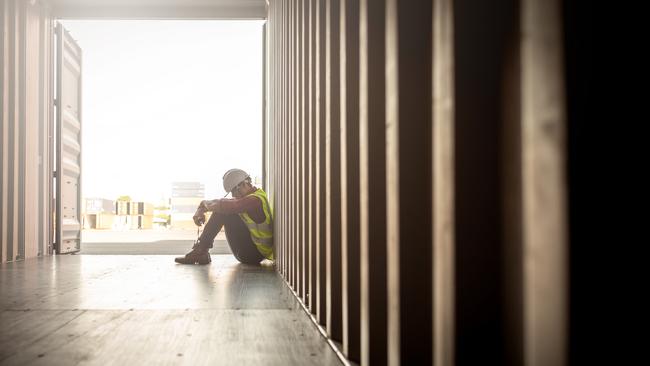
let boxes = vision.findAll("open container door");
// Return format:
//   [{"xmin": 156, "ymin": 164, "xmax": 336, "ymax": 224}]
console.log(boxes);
[{"xmin": 54, "ymin": 22, "xmax": 82, "ymax": 254}]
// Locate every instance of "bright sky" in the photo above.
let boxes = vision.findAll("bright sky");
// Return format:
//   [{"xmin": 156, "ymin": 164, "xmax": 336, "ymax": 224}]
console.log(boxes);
[{"xmin": 60, "ymin": 20, "xmax": 264, "ymax": 204}]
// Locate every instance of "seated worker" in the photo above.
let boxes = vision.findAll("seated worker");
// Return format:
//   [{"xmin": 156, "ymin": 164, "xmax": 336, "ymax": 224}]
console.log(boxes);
[{"xmin": 175, "ymin": 169, "xmax": 274, "ymax": 265}]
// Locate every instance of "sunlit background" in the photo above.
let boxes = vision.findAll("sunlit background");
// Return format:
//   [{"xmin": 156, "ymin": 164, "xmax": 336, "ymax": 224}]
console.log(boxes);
[{"xmin": 61, "ymin": 20, "xmax": 265, "ymax": 205}]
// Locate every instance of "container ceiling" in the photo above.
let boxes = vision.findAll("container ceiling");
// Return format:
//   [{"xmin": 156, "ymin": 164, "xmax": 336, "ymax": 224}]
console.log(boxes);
[{"xmin": 48, "ymin": 0, "xmax": 268, "ymax": 19}]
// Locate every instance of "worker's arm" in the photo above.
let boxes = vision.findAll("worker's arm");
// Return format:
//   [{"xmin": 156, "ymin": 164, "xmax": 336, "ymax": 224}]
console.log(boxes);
[
  {"xmin": 201, "ymin": 196, "xmax": 266, "ymax": 223},
  {"xmin": 202, "ymin": 196, "xmax": 257, "ymax": 214},
  {"xmin": 199, "ymin": 199, "xmax": 219, "ymax": 211}
]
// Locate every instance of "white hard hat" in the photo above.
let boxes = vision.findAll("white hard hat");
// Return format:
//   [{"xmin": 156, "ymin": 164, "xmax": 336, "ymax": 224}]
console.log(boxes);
[{"xmin": 223, "ymin": 168, "xmax": 250, "ymax": 193}]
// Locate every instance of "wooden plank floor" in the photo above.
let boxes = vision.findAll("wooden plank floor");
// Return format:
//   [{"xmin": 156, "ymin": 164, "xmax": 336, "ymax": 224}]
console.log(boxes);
[{"xmin": 0, "ymin": 255, "xmax": 341, "ymax": 365}]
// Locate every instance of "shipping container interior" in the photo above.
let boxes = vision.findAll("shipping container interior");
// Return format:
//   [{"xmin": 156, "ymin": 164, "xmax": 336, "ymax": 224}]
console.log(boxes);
[{"xmin": 1, "ymin": 0, "xmax": 586, "ymax": 365}]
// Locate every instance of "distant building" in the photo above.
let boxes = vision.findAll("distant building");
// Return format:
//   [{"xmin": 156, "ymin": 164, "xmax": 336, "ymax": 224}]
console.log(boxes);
[
  {"xmin": 83, "ymin": 198, "xmax": 115, "ymax": 229},
  {"xmin": 171, "ymin": 182, "xmax": 205, "ymax": 229},
  {"xmin": 115, "ymin": 200, "xmax": 154, "ymax": 230},
  {"xmin": 130, "ymin": 201, "xmax": 154, "ymax": 229}
]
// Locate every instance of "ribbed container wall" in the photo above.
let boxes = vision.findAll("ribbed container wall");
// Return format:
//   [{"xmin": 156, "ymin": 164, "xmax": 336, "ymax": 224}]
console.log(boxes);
[
  {"xmin": 1, "ymin": 0, "xmax": 54, "ymax": 264},
  {"xmin": 268, "ymin": 0, "xmax": 574, "ymax": 364}
]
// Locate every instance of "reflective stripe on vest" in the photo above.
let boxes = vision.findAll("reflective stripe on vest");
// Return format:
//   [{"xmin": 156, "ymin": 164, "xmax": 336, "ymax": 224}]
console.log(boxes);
[{"xmin": 239, "ymin": 188, "xmax": 274, "ymax": 260}]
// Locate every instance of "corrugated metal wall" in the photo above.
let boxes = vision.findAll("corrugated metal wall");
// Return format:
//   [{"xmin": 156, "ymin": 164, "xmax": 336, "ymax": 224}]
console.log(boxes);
[
  {"xmin": 266, "ymin": 0, "xmax": 569, "ymax": 364},
  {"xmin": 1, "ymin": 0, "xmax": 54, "ymax": 263}
]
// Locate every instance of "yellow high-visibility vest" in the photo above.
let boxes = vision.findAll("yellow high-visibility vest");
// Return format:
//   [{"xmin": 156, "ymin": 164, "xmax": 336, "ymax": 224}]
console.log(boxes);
[{"xmin": 239, "ymin": 188, "xmax": 274, "ymax": 260}]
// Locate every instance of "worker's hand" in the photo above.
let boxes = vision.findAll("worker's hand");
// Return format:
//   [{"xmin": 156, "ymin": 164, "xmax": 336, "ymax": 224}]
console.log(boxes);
[
  {"xmin": 193, "ymin": 212, "xmax": 206, "ymax": 226},
  {"xmin": 193, "ymin": 205, "xmax": 207, "ymax": 226}
]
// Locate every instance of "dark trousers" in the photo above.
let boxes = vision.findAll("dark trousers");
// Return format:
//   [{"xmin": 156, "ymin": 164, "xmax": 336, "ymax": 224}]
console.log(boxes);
[{"xmin": 199, "ymin": 212, "xmax": 265, "ymax": 265}]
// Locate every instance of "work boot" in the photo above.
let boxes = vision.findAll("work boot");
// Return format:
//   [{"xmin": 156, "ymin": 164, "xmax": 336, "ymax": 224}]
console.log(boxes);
[{"xmin": 174, "ymin": 241, "xmax": 211, "ymax": 265}]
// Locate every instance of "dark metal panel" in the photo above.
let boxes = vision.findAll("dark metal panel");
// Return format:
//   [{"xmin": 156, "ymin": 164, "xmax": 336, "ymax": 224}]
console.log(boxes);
[
  {"xmin": 300, "ymin": 0, "xmax": 308, "ymax": 303},
  {"xmin": 293, "ymin": 0, "xmax": 297, "ymax": 291},
  {"xmin": 286, "ymin": 0, "xmax": 291, "ymax": 283},
  {"xmin": 288, "ymin": 0, "xmax": 292, "ymax": 283},
  {"xmin": 299, "ymin": 0, "xmax": 304, "ymax": 299},
  {"xmin": 281, "ymin": 0, "xmax": 285, "ymax": 278},
  {"xmin": 270, "ymin": 0, "xmax": 274, "ymax": 269},
  {"xmin": 564, "ymin": 0, "xmax": 586, "ymax": 364},
  {"xmin": 386, "ymin": 0, "xmax": 433, "ymax": 363},
  {"xmin": 285, "ymin": 0, "xmax": 289, "ymax": 281},
  {"xmin": 292, "ymin": 0, "xmax": 297, "ymax": 292},
  {"xmin": 325, "ymin": 0, "xmax": 342, "ymax": 342},
  {"xmin": 502, "ymin": 58, "xmax": 523, "ymax": 366},
  {"xmin": 271, "ymin": 0, "xmax": 277, "ymax": 272},
  {"xmin": 500, "ymin": 3, "xmax": 523, "ymax": 364},
  {"xmin": 294, "ymin": 0, "xmax": 299, "ymax": 296},
  {"xmin": 276, "ymin": 0, "xmax": 280, "ymax": 273},
  {"xmin": 0, "ymin": 0, "xmax": 5, "ymax": 264},
  {"xmin": 290, "ymin": 0, "xmax": 295, "ymax": 291},
  {"xmin": 453, "ymin": 0, "xmax": 517, "ymax": 364},
  {"xmin": 295, "ymin": 0, "xmax": 302, "ymax": 298},
  {"xmin": 281, "ymin": 0, "xmax": 286, "ymax": 278},
  {"xmin": 292, "ymin": 0, "xmax": 297, "ymax": 294},
  {"xmin": 275, "ymin": 0, "xmax": 282, "ymax": 277},
  {"xmin": 309, "ymin": 0, "xmax": 318, "ymax": 315},
  {"xmin": 294, "ymin": 0, "xmax": 299, "ymax": 293},
  {"xmin": 292, "ymin": 0, "xmax": 298, "ymax": 294},
  {"xmin": 283, "ymin": 0, "xmax": 289, "ymax": 279},
  {"xmin": 274, "ymin": 0, "xmax": 278, "ymax": 275},
  {"xmin": 0, "ymin": 0, "xmax": 7, "ymax": 264},
  {"xmin": 340, "ymin": 0, "xmax": 360, "ymax": 360},
  {"xmin": 315, "ymin": 0, "xmax": 327, "ymax": 326},
  {"xmin": 359, "ymin": 0, "xmax": 387, "ymax": 363},
  {"xmin": 288, "ymin": 0, "xmax": 293, "ymax": 288}
]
